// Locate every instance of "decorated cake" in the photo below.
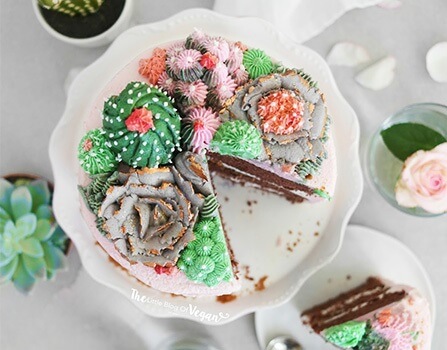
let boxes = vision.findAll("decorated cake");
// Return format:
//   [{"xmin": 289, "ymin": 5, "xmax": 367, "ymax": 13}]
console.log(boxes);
[
  {"xmin": 77, "ymin": 29, "xmax": 337, "ymax": 296},
  {"xmin": 302, "ymin": 277, "xmax": 431, "ymax": 349}
]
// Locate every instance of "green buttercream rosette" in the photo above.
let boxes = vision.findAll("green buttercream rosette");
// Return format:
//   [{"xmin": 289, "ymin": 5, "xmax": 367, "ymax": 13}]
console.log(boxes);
[
  {"xmin": 243, "ymin": 49, "xmax": 273, "ymax": 79},
  {"xmin": 211, "ymin": 120, "xmax": 263, "ymax": 159},
  {"xmin": 78, "ymin": 128, "xmax": 118, "ymax": 175},
  {"xmin": 102, "ymin": 82, "xmax": 181, "ymax": 168},
  {"xmin": 324, "ymin": 321, "xmax": 367, "ymax": 349},
  {"xmin": 177, "ymin": 216, "xmax": 232, "ymax": 286}
]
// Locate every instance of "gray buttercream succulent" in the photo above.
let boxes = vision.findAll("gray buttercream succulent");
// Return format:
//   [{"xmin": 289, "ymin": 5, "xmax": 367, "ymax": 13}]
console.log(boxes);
[
  {"xmin": 98, "ymin": 152, "xmax": 212, "ymax": 267},
  {"xmin": 221, "ymin": 71, "xmax": 329, "ymax": 177}
]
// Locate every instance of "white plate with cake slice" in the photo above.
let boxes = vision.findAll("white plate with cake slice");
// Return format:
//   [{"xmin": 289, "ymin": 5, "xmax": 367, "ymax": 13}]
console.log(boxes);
[
  {"xmin": 49, "ymin": 8, "xmax": 362, "ymax": 324},
  {"xmin": 254, "ymin": 225, "xmax": 436, "ymax": 348}
]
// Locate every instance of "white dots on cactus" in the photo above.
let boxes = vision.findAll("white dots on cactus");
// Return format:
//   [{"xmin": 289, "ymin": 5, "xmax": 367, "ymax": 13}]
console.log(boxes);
[
  {"xmin": 165, "ymin": 140, "xmax": 170, "ymax": 145},
  {"xmin": 109, "ymin": 133, "xmax": 114, "ymax": 138},
  {"xmin": 127, "ymin": 99, "xmax": 133, "ymax": 104},
  {"xmin": 134, "ymin": 83, "xmax": 140, "ymax": 88},
  {"xmin": 137, "ymin": 92, "xmax": 142, "ymax": 98},
  {"xmin": 163, "ymin": 102, "xmax": 168, "ymax": 107},
  {"xmin": 120, "ymin": 108, "xmax": 124, "ymax": 114},
  {"xmin": 136, "ymin": 157, "xmax": 142, "ymax": 162},
  {"xmin": 122, "ymin": 147, "xmax": 127, "ymax": 152},
  {"xmin": 155, "ymin": 114, "xmax": 160, "ymax": 120},
  {"xmin": 176, "ymin": 130, "xmax": 180, "ymax": 134},
  {"xmin": 170, "ymin": 147, "xmax": 175, "ymax": 152},
  {"xmin": 108, "ymin": 101, "xmax": 112, "ymax": 106},
  {"xmin": 113, "ymin": 141, "xmax": 118, "ymax": 146},
  {"xmin": 152, "ymin": 97, "xmax": 159, "ymax": 102},
  {"xmin": 112, "ymin": 103, "xmax": 117, "ymax": 109},
  {"xmin": 130, "ymin": 140, "xmax": 134, "ymax": 145},
  {"xmin": 124, "ymin": 135, "xmax": 129, "ymax": 141},
  {"xmin": 142, "ymin": 141, "xmax": 148, "ymax": 147},
  {"xmin": 117, "ymin": 117, "xmax": 122, "ymax": 122},
  {"xmin": 128, "ymin": 89, "xmax": 133, "ymax": 95},
  {"xmin": 147, "ymin": 88, "xmax": 151, "ymax": 93},
  {"xmin": 139, "ymin": 150, "xmax": 144, "ymax": 155},
  {"xmin": 156, "ymin": 156, "xmax": 160, "ymax": 160},
  {"xmin": 155, "ymin": 148, "xmax": 160, "ymax": 152},
  {"xmin": 160, "ymin": 132, "xmax": 165, "ymax": 137},
  {"xmin": 154, "ymin": 140, "xmax": 158, "ymax": 144}
]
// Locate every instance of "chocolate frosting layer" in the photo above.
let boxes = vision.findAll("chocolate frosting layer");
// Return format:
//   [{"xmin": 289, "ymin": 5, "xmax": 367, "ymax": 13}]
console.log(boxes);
[{"xmin": 98, "ymin": 152, "xmax": 211, "ymax": 267}]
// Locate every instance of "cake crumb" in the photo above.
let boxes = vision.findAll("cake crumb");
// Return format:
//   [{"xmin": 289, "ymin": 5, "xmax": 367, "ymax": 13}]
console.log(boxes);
[
  {"xmin": 254, "ymin": 276, "xmax": 268, "ymax": 291},
  {"xmin": 314, "ymin": 232, "xmax": 319, "ymax": 237},
  {"xmin": 224, "ymin": 196, "xmax": 229, "ymax": 202},
  {"xmin": 288, "ymin": 230, "xmax": 293, "ymax": 235},
  {"xmin": 247, "ymin": 200, "xmax": 252, "ymax": 206},
  {"xmin": 346, "ymin": 274, "xmax": 352, "ymax": 280},
  {"xmin": 216, "ymin": 294, "xmax": 237, "ymax": 303},
  {"xmin": 242, "ymin": 265, "xmax": 255, "ymax": 281},
  {"xmin": 317, "ymin": 221, "xmax": 320, "ymax": 226},
  {"xmin": 276, "ymin": 235, "xmax": 282, "ymax": 247},
  {"xmin": 170, "ymin": 293, "xmax": 186, "ymax": 298},
  {"xmin": 286, "ymin": 246, "xmax": 293, "ymax": 252}
]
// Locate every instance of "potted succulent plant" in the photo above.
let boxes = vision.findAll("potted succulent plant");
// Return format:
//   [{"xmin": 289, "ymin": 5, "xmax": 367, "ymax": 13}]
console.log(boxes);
[
  {"xmin": 32, "ymin": 0, "xmax": 134, "ymax": 48},
  {"xmin": 0, "ymin": 175, "xmax": 70, "ymax": 293}
]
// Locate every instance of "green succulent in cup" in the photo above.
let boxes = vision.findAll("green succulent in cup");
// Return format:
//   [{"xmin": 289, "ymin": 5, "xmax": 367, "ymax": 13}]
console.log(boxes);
[
  {"xmin": 38, "ymin": 0, "xmax": 104, "ymax": 17},
  {"xmin": 0, "ymin": 178, "xmax": 69, "ymax": 293}
]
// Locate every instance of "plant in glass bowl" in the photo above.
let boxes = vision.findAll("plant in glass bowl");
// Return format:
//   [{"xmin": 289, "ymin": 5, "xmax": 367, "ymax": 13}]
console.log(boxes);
[
  {"xmin": 0, "ymin": 176, "xmax": 69, "ymax": 293},
  {"xmin": 33, "ymin": 0, "xmax": 134, "ymax": 47}
]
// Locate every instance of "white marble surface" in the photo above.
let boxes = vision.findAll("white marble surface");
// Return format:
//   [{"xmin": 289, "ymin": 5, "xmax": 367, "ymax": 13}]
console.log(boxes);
[{"xmin": 1, "ymin": 1, "xmax": 446, "ymax": 349}]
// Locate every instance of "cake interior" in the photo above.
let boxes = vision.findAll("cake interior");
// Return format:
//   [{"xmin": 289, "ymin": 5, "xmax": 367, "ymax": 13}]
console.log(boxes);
[{"xmin": 302, "ymin": 277, "xmax": 407, "ymax": 333}]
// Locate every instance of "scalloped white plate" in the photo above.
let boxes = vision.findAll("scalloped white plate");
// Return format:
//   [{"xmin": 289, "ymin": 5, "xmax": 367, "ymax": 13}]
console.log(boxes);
[
  {"xmin": 49, "ymin": 9, "xmax": 363, "ymax": 325},
  {"xmin": 255, "ymin": 225, "xmax": 436, "ymax": 348}
]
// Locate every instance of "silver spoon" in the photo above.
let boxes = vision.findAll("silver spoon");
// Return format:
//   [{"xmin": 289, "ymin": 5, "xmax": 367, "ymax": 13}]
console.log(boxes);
[{"xmin": 265, "ymin": 336, "xmax": 303, "ymax": 350}]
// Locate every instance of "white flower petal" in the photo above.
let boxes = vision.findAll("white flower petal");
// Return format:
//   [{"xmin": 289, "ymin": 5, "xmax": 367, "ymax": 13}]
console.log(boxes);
[
  {"xmin": 426, "ymin": 42, "xmax": 447, "ymax": 83},
  {"xmin": 326, "ymin": 42, "xmax": 371, "ymax": 67},
  {"xmin": 355, "ymin": 56, "xmax": 396, "ymax": 91},
  {"xmin": 378, "ymin": 0, "xmax": 403, "ymax": 9}
]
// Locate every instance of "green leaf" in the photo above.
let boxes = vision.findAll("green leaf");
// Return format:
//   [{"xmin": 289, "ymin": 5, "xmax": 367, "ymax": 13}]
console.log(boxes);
[
  {"xmin": 49, "ymin": 225, "xmax": 68, "ymax": 251},
  {"xmin": 20, "ymin": 238, "xmax": 44, "ymax": 258},
  {"xmin": 0, "ymin": 206, "xmax": 11, "ymax": 232},
  {"xmin": 0, "ymin": 255, "xmax": 18, "ymax": 283},
  {"xmin": 42, "ymin": 242, "xmax": 66, "ymax": 270},
  {"xmin": 10, "ymin": 186, "xmax": 32, "ymax": 220},
  {"xmin": 0, "ymin": 251, "xmax": 17, "ymax": 267},
  {"xmin": 33, "ymin": 220, "xmax": 53, "ymax": 241},
  {"xmin": 35, "ymin": 204, "xmax": 53, "ymax": 221},
  {"xmin": 15, "ymin": 213, "xmax": 37, "ymax": 237},
  {"xmin": 12, "ymin": 256, "xmax": 35, "ymax": 293},
  {"xmin": 28, "ymin": 180, "xmax": 51, "ymax": 212},
  {"xmin": 0, "ymin": 178, "xmax": 13, "ymax": 214},
  {"xmin": 381, "ymin": 123, "xmax": 447, "ymax": 161},
  {"xmin": 22, "ymin": 255, "xmax": 46, "ymax": 279}
]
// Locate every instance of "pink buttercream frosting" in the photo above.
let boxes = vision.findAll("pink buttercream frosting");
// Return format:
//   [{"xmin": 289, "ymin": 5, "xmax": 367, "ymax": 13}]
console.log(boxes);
[{"xmin": 187, "ymin": 107, "xmax": 221, "ymax": 153}]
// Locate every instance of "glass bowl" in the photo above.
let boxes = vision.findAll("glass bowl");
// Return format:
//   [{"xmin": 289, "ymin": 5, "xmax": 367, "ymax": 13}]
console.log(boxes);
[{"xmin": 366, "ymin": 103, "xmax": 447, "ymax": 217}]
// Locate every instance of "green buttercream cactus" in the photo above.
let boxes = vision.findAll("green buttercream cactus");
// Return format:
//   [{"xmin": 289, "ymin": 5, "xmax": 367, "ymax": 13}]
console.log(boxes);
[
  {"xmin": 243, "ymin": 49, "xmax": 273, "ymax": 79},
  {"xmin": 78, "ymin": 128, "xmax": 118, "ymax": 175},
  {"xmin": 211, "ymin": 120, "xmax": 263, "ymax": 159},
  {"xmin": 324, "ymin": 321, "xmax": 367, "ymax": 349},
  {"xmin": 0, "ymin": 178, "xmax": 69, "ymax": 293},
  {"xmin": 38, "ymin": 0, "xmax": 104, "ymax": 17},
  {"xmin": 176, "ymin": 216, "xmax": 233, "ymax": 287},
  {"xmin": 103, "ymin": 82, "xmax": 182, "ymax": 168}
]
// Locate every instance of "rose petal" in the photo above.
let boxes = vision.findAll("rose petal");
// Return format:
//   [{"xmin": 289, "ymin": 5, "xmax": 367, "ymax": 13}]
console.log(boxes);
[
  {"xmin": 378, "ymin": 0, "xmax": 403, "ymax": 9},
  {"xmin": 426, "ymin": 42, "xmax": 447, "ymax": 83},
  {"xmin": 326, "ymin": 42, "xmax": 371, "ymax": 67},
  {"xmin": 355, "ymin": 56, "xmax": 396, "ymax": 90}
]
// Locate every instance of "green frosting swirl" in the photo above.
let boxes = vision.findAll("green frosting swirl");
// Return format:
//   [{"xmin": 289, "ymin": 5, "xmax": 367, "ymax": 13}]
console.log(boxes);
[
  {"xmin": 201, "ymin": 194, "xmax": 220, "ymax": 218},
  {"xmin": 243, "ymin": 49, "xmax": 273, "ymax": 79},
  {"xmin": 78, "ymin": 171, "xmax": 120, "ymax": 214},
  {"xmin": 78, "ymin": 128, "xmax": 118, "ymax": 175},
  {"xmin": 102, "ymin": 82, "xmax": 181, "ymax": 168},
  {"xmin": 177, "ymin": 216, "xmax": 233, "ymax": 286},
  {"xmin": 211, "ymin": 120, "xmax": 263, "ymax": 159},
  {"xmin": 356, "ymin": 323, "xmax": 389, "ymax": 350},
  {"xmin": 324, "ymin": 321, "xmax": 367, "ymax": 349}
]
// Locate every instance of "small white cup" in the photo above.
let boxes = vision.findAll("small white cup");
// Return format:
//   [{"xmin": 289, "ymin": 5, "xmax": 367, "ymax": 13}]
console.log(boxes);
[{"xmin": 32, "ymin": 0, "xmax": 134, "ymax": 48}]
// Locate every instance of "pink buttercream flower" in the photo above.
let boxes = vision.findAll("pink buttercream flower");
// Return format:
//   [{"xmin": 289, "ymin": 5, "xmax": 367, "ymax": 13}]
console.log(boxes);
[
  {"xmin": 177, "ymin": 80, "xmax": 208, "ymax": 106},
  {"xmin": 232, "ymin": 66, "xmax": 249, "ymax": 85},
  {"xmin": 215, "ymin": 75, "xmax": 237, "ymax": 101},
  {"xmin": 373, "ymin": 309, "xmax": 415, "ymax": 350},
  {"xmin": 226, "ymin": 44, "xmax": 244, "ymax": 74},
  {"xmin": 203, "ymin": 37, "xmax": 230, "ymax": 62},
  {"xmin": 186, "ymin": 107, "xmax": 221, "ymax": 153},
  {"xmin": 395, "ymin": 142, "xmax": 447, "ymax": 214},
  {"xmin": 174, "ymin": 49, "xmax": 202, "ymax": 71},
  {"xmin": 125, "ymin": 108, "xmax": 154, "ymax": 134},
  {"xmin": 83, "ymin": 138, "xmax": 93, "ymax": 152},
  {"xmin": 157, "ymin": 71, "xmax": 177, "ymax": 95},
  {"xmin": 166, "ymin": 41, "xmax": 186, "ymax": 58}
]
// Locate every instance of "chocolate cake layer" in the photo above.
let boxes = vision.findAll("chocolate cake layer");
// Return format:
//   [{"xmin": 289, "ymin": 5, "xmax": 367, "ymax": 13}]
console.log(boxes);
[
  {"xmin": 207, "ymin": 152, "xmax": 311, "ymax": 203},
  {"xmin": 302, "ymin": 277, "xmax": 407, "ymax": 333}
]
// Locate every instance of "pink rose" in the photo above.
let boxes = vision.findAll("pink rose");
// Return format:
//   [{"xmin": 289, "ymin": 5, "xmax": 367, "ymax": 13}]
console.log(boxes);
[{"xmin": 395, "ymin": 142, "xmax": 447, "ymax": 214}]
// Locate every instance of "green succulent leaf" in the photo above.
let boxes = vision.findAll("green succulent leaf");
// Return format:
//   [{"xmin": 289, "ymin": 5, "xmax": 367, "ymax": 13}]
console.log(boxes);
[
  {"xmin": 10, "ymin": 186, "xmax": 32, "ymax": 220},
  {"xmin": 15, "ymin": 213, "xmax": 37, "ymax": 238},
  {"xmin": 33, "ymin": 220, "xmax": 53, "ymax": 241},
  {"xmin": 28, "ymin": 180, "xmax": 51, "ymax": 212},
  {"xmin": 42, "ymin": 242, "xmax": 65, "ymax": 270},
  {"xmin": 0, "ymin": 178, "xmax": 13, "ymax": 213},
  {"xmin": 0, "ymin": 251, "xmax": 17, "ymax": 268},
  {"xmin": 20, "ymin": 237, "xmax": 44, "ymax": 258},
  {"xmin": 49, "ymin": 225, "xmax": 68, "ymax": 251},
  {"xmin": 0, "ymin": 206, "xmax": 11, "ymax": 232},
  {"xmin": 12, "ymin": 256, "xmax": 35, "ymax": 293},
  {"xmin": 22, "ymin": 255, "xmax": 46, "ymax": 279},
  {"xmin": 0, "ymin": 255, "xmax": 19, "ymax": 283},
  {"xmin": 35, "ymin": 204, "xmax": 53, "ymax": 221}
]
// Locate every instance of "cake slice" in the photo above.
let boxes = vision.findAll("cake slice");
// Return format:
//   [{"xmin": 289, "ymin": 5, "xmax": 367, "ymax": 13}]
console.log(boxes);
[{"xmin": 301, "ymin": 277, "xmax": 431, "ymax": 349}]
